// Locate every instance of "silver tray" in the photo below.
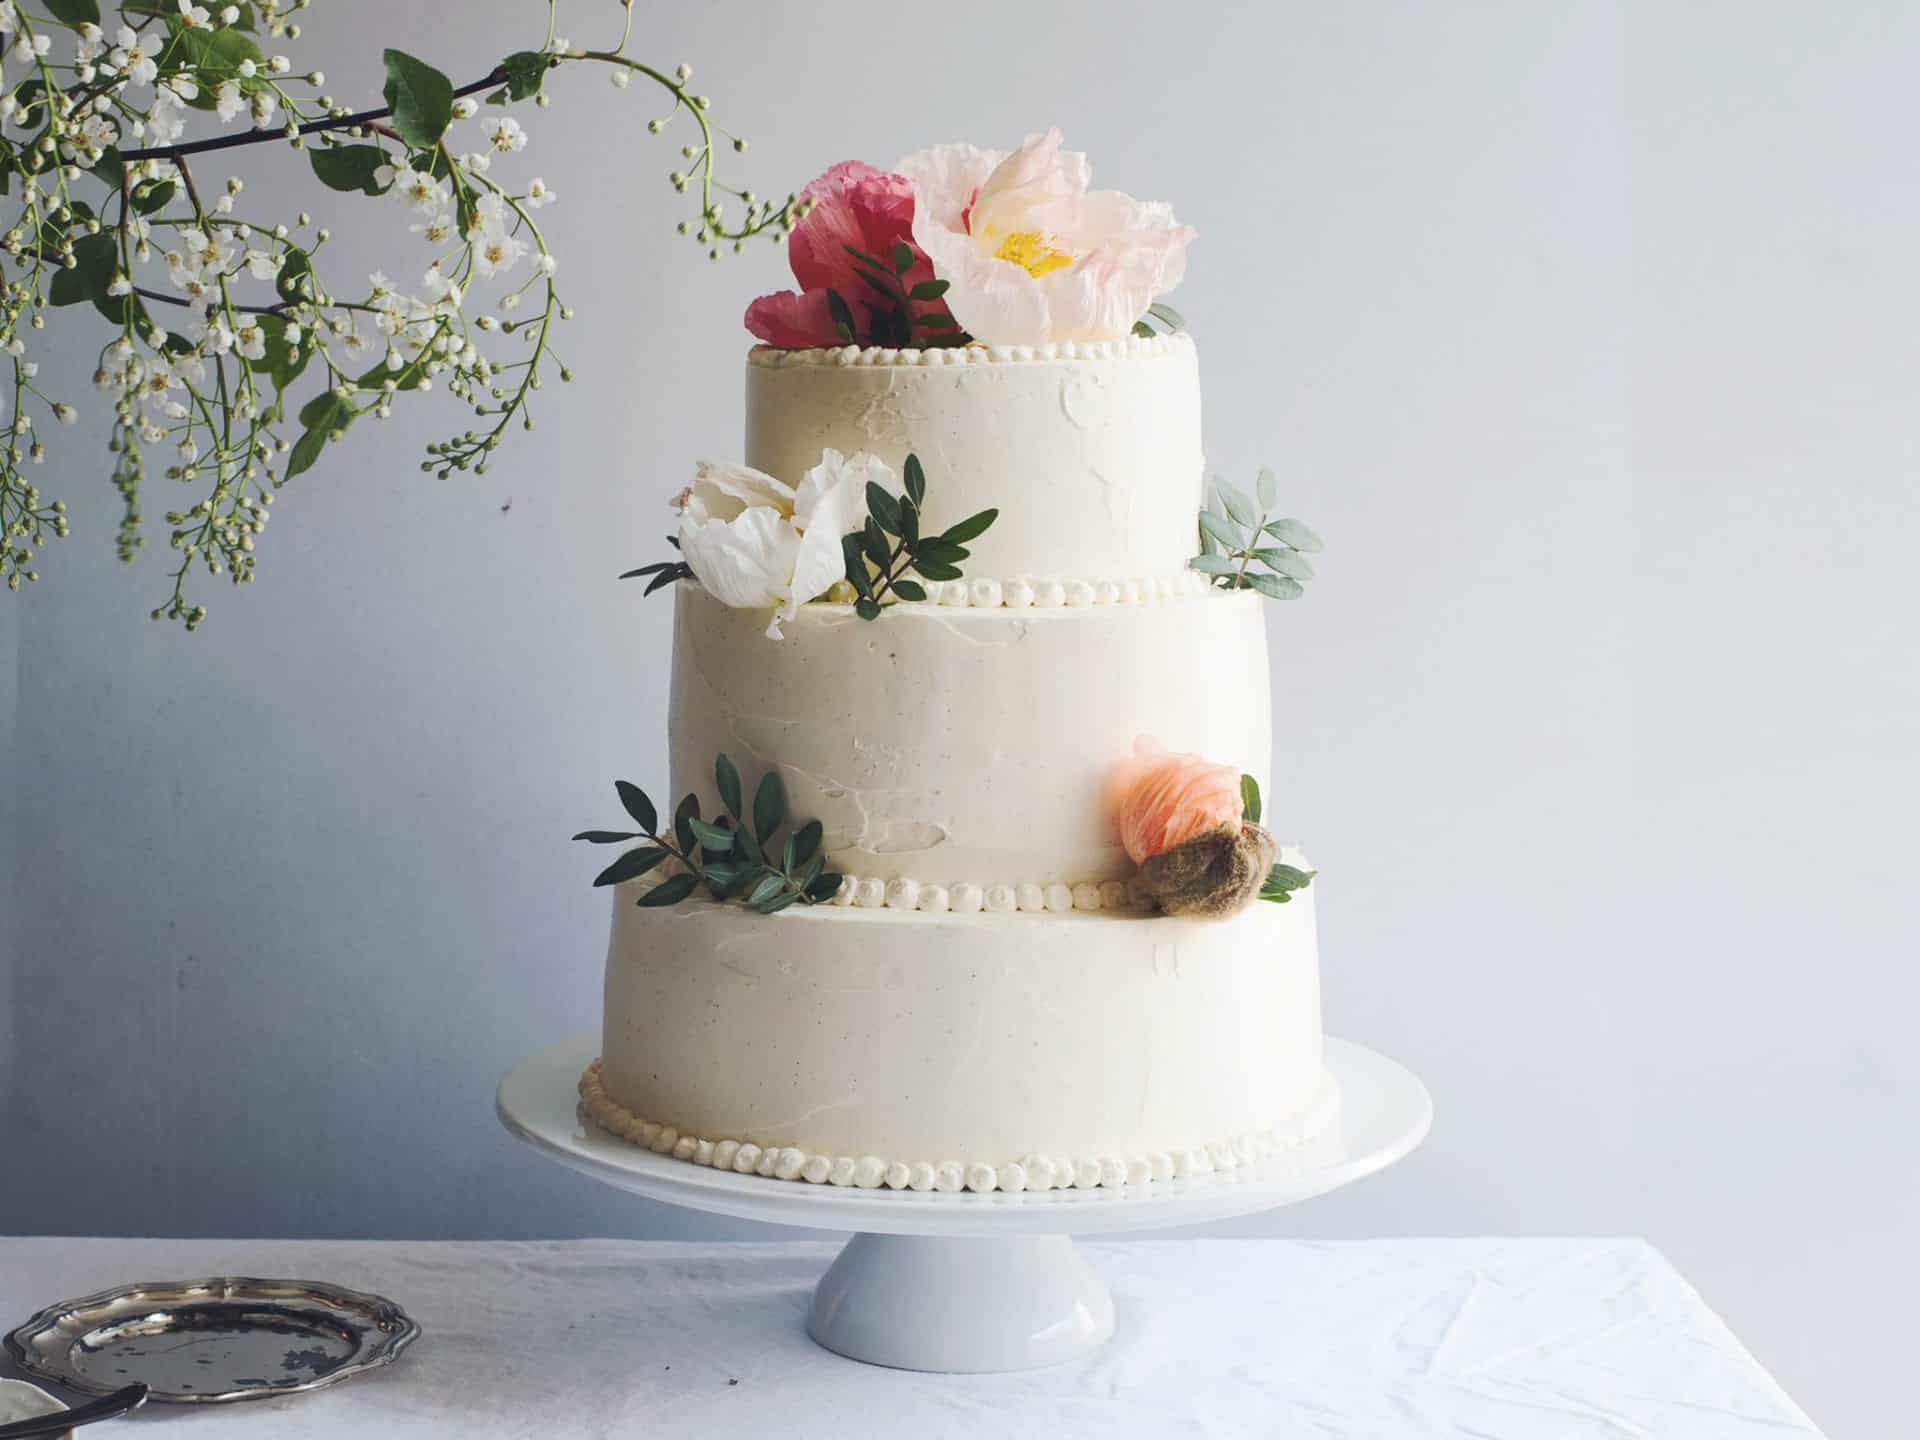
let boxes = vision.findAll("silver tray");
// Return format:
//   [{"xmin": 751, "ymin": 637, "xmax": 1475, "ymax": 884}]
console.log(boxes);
[{"xmin": 4, "ymin": 1276, "xmax": 419, "ymax": 1404}]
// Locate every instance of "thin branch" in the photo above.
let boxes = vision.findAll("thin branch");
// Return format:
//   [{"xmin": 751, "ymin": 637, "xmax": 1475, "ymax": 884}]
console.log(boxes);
[
  {"xmin": 119, "ymin": 66, "xmax": 510, "ymax": 163},
  {"xmin": 132, "ymin": 283, "xmax": 286, "ymax": 316}
]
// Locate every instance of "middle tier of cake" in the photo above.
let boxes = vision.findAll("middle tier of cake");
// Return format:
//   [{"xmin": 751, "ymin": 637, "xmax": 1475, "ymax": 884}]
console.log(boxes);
[{"xmin": 668, "ymin": 581, "xmax": 1274, "ymax": 888}]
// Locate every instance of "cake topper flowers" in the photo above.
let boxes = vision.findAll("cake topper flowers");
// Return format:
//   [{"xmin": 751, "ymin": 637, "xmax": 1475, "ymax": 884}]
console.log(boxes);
[
  {"xmin": 745, "ymin": 129, "xmax": 1194, "ymax": 349},
  {"xmin": 744, "ymin": 162, "xmax": 958, "ymax": 348},
  {"xmin": 896, "ymin": 128, "xmax": 1195, "ymax": 346},
  {"xmin": 1108, "ymin": 739, "xmax": 1313, "ymax": 918}
]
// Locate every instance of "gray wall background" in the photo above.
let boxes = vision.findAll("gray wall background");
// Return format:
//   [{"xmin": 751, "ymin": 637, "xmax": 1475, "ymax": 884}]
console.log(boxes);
[{"xmin": 2, "ymin": 2, "xmax": 1913, "ymax": 1433}]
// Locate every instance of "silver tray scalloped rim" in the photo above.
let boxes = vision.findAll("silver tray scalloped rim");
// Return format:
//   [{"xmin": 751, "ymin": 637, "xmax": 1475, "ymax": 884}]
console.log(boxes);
[{"xmin": 4, "ymin": 1276, "xmax": 419, "ymax": 1404}]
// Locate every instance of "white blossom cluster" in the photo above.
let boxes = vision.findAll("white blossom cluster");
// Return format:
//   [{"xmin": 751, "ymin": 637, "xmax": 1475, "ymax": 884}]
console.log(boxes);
[{"xmin": 0, "ymin": 0, "xmax": 798, "ymax": 624}]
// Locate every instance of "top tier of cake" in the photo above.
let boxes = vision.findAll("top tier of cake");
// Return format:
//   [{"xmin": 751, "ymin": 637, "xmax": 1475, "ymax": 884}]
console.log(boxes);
[{"xmin": 746, "ymin": 333, "xmax": 1202, "ymax": 582}]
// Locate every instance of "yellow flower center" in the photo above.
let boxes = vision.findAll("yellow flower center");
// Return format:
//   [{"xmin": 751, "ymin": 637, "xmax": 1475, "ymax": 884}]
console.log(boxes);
[{"xmin": 991, "ymin": 228, "xmax": 1074, "ymax": 278}]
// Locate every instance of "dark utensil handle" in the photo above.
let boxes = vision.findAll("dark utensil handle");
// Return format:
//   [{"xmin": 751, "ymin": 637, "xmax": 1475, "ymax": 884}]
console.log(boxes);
[{"xmin": 0, "ymin": 1383, "xmax": 148, "ymax": 1438}]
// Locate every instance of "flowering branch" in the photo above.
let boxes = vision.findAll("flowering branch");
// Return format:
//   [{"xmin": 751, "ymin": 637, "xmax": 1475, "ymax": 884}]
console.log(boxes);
[{"xmin": 0, "ymin": 0, "xmax": 798, "ymax": 625}]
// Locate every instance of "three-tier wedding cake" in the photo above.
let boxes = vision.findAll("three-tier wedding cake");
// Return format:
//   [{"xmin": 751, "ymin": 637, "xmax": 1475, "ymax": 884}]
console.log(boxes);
[{"xmin": 574, "ymin": 130, "xmax": 1334, "ymax": 1194}]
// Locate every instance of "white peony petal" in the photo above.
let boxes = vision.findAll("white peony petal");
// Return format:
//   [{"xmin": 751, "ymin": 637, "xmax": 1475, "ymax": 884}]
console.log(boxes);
[
  {"xmin": 682, "ymin": 460, "xmax": 795, "ymax": 525},
  {"xmin": 783, "ymin": 449, "xmax": 893, "ymax": 627},
  {"xmin": 678, "ymin": 506, "xmax": 803, "ymax": 620}
]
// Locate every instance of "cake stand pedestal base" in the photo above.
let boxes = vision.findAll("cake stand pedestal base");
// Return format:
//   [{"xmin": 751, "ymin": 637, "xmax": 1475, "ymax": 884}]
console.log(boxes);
[
  {"xmin": 807, "ymin": 1232, "xmax": 1113, "ymax": 1372},
  {"xmin": 497, "ymin": 1035, "xmax": 1429, "ymax": 1374}
]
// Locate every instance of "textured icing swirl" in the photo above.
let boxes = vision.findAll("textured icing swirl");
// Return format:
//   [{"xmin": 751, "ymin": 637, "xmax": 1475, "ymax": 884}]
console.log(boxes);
[{"xmin": 579, "ymin": 1059, "xmax": 1341, "ymax": 1194}]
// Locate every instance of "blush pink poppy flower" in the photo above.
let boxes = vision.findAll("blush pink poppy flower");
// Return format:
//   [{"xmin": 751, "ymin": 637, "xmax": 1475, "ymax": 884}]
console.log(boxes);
[
  {"xmin": 1107, "ymin": 738, "xmax": 1246, "ymax": 866},
  {"xmin": 744, "ymin": 160, "xmax": 950, "ymax": 347},
  {"xmin": 895, "ymin": 128, "xmax": 1196, "ymax": 345}
]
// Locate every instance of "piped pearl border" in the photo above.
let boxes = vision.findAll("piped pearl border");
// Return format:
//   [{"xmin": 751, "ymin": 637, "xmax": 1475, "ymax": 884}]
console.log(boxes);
[
  {"xmin": 749, "ymin": 333, "xmax": 1193, "ymax": 369},
  {"xmin": 830, "ymin": 874, "xmax": 1147, "ymax": 915},
  {"xmin": 579, "ymin": 1060, "xmax": 1341, "ymax": 1194},
  {"xmin": 820, "ymin": 570, "xmax": 1218, "ymax": 609}
]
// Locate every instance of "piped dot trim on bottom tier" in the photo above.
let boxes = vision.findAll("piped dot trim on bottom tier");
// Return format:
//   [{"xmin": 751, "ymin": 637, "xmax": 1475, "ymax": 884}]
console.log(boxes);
[{"xmin": 577, "ymin": 1060, "xmax": 1342, "ymax": 1194}]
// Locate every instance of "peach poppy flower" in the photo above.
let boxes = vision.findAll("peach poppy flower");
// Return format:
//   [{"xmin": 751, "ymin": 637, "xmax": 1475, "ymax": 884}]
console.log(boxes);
[{"xmin": 1107, "ymin": 738, "xmax": 1245, "ymax": 865}]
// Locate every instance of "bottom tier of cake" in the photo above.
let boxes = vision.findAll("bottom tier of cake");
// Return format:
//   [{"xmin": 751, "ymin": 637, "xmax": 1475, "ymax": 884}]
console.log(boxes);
[{"xmin": 586, "ymin": 875, "xmax": 1337, "ymax": 1192}]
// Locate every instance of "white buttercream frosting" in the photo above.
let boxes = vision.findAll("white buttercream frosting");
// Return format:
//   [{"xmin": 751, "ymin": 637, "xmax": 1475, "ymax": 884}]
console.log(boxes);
[
  {"xmin": 580, "ymin": 1059, "xmax": 1341, "ymax": 1193},
  {"xmin": 745, "ymin": 334, "xmax": 1203, "ymax": 582},
  {"xmin": 669, "ymin": 584, "xmax": 1272, "ymax": 888},
  {"xmin": 599, "ymin": 886, "xmax": 1326, "ymax": 1168}
]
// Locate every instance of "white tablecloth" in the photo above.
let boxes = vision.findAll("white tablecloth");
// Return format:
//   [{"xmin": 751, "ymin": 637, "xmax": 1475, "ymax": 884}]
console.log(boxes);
[{"xmin": 0, "ymin": 1238, "xmax": 1820, "ymax": 1437}]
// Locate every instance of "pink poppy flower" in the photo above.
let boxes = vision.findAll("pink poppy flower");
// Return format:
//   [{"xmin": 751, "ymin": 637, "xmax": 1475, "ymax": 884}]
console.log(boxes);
[{"xmin": 745, "ymin": 161, "xmax": 950, "ymax": 347}]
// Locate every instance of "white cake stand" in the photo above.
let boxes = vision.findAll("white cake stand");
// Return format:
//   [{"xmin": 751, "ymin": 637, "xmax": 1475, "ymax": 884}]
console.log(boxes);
[{"xmin": 497, "ymin": 1034, "xmax": 1430, "ymax": 1374}]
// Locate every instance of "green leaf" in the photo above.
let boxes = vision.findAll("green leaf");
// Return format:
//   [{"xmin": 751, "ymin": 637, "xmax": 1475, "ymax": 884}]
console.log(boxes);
[
  {"xmin": 1260, "ymin": 862, "xmax": 1317, "ymax": 904},
  {"xmin": 752, "ymin": 889, "xmax": 803, "ymax": 916},
  {"xmin": 866, "ymin": 481, "xmax": 902, "ymax": 537},
  {"xmin": 841, "ymin": 534, "xmax": 874, "ymax": 598},
  {"xmin": 673, "ymin": 794, "xmax": 699, "ymax": 852},
  {"xmin": 910, "ymin": 538, "xmax": 969, "ymax": 566},
  {"xmin": 806, "ymin": 871, "xmax": 845, "ymax": 902},
  {"xmin": 1198, "ymin": 510, "xmax": 1243, "ymax": 549},
  {"xmin": 752, "ymin": 771, "xmax": 786, "ymax": 843},
  {"xmin": 309, "ymin": 144, "xmax": 392, "ymax": 195},
  {"xmin": 897, "ymin": 496, "xmax": 920, "ymax": 547},
  {"xmin": 938, "ymin": 508, "xmax": 998, "ymax": 545},
  {"xmin": 1147, "ymin": 301, "xmax": 1186, "ymax": 332},
  {"xmin": 43, "ymin": 0, "xmax": 100, "ymax": 22},
  {"xmin": 615, "ymin": 780, "xmax": 658, "ymax": 834},
  {"xmin": 892, "ymin": 578, "xmax": 927, "ymax": 602},
  {"xmin": 891, "ymin": 241, "xmax": 915, "ymax": 274},
  {"xmin": 1256, "ymin": 467, "xmax": 1278, "ymax": 511},
  {"xmin": 854, "ymin": 598, "xmax": 882, "ymax": 621},
  {"xmin": 1264, "ymin": 517, "xmax": 1324, "ymax": 554},
  {"xmin": 275, "ymin": 246, "xmax": 313, "ymax": 304},
  {"xmin": 90, "ymin": 293, "xmax": 147, "ymax": 336},
  {"xmin": 593, "ymin": 845, "xmax": 670, "ymax": 888},
  {"xmin": 1247, "ymin": 572, "xmax": 1305, "ymax": 601},
  {"xmin": 382, "ymin": 49, "xmax": 455, "ymax": 150},
  {"xmin": 176, "ymin": 25, "xmax": 265, "ymax": 88},
  {"xmin": 903, "ymin": 453, "xmax": 926, "ymax": 508},
  {"xmin": 688, "ymin": 818, "xmax": 734, "ymax": 853},
  {"xmin": 635, "ymin": 872, "xmax": 699, "ymax": 908},
  {"xmin": 1256, "ymin": 548, "xmax": 1315, "ymax": 582},
  {"xmin": 47, "ymin": 233, "xmax": 118, "ymax": 306},
  {"xmin": 298, "ymin": 389, "xmax": 348, "ymax": 431},
  {"xmin": 1216, "ymin": 479, "xmax": 1261, "ymax": 529},
  {"xmin": 746, "ymin": 873, "xmax": 787, "ymax": 908},
  {"xmin": 1132, "ymin": 320, "xmax": 1155, "ymax": 338},
  {"xmin": 132, "ymin": 179, "xmax": 176, "ymax": 215},
  {"xmin": 699, "ymin": 861, "xmax": 751, "ymax": 893},
  {"xmin": 917, "ymin": 313, "xmax": 960, "ymax": 329},
  {"xmin": 824, "ymin": 288, "xmax": 855, "ymax": 344},
  {"xmin": 500, "ymin": 49, "xmax": 549, "ymax": 102},
  {"xmin": 1241, "ymin": 774, "xmax": 1262, "ymax": 825},
  {"xmin": 786, "ymin": 818, "xmax": 823, "ymax": 870},
  {"xmin": 910, "ymin": 559, "xmax": 963, "ymax": 582},
  {"xmin": 908, "ymin": 278, "xmax": 949, "ymax": 301},
  {"xmin": 714, "ymin": 754, "xmax": 743, "ymax": 818},
  {"xmin": 284, "ymin": 424, "xmax": 330, "ymax": 481},
  {"xmin": 1189, "ymin": 553, "xmax": 1237, "ymax": 576},
  {"xmin": 732, "ymin": 818, "xmax": 765, "ymax": 868},
  {"xmin": 572, "ymin": 830, "xmax": 639, "ymax": 844},
  {"xmin": 860, "ymin": 517, "xmax": 890, "ymax": 570},
  {"xmin": 244, "ymin": 314, "xmax": 309, "ymax": 392}
]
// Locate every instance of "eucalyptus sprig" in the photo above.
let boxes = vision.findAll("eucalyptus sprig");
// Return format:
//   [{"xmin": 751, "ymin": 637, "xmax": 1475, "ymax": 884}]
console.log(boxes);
[
  {"xmin": 1239, "ymin": 773, "xmax": 1316, "ymax": 904},
  {"xmin": 825, "ymin": 241, "xmax": 963, "ymax": 348},
  {"xmin": 840, "ymin": 452, "xmax": 996, "ymax": 621},
  {"xmin": 1130, "ymin": 301, "xmax": 1184, "ymax": 339},
  {"xmin": 574, "ymin": 754, "xmax": 842, "ymax": 916},
  {"xmin": 1191, "ymin": 469, "xmax": 1322, "ymax": 600}
]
